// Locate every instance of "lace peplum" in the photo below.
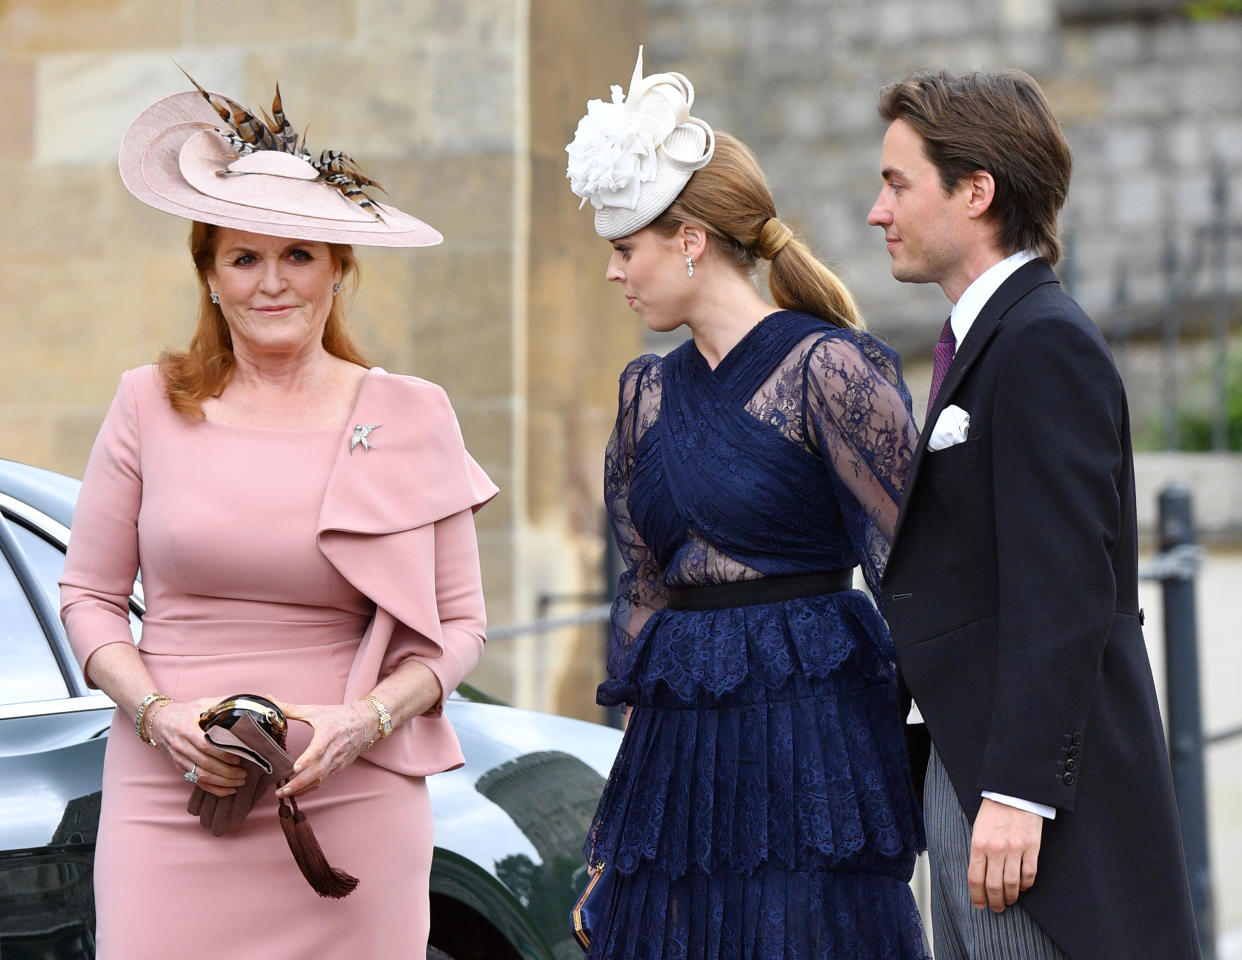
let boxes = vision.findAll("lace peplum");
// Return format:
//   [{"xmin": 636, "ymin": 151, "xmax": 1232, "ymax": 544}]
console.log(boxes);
[{"xmin": 598, "ymin": 589, "xmax": 893, "ymax": 705}]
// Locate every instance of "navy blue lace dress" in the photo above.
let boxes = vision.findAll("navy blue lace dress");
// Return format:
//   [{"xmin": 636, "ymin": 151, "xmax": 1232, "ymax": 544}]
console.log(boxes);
[{"xmin": 586, "ymin": 310, "xmax": 930, "ymax": 960}]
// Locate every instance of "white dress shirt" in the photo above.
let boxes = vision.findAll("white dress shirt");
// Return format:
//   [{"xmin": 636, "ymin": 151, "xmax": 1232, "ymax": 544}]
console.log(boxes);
[
  {"xmin": 914, "ymin": 249, "xmax": 1057, "ymax": 821},
  {"xmin": 948, "ymin": 249, "xmax": 1037, "ymax": 346}
]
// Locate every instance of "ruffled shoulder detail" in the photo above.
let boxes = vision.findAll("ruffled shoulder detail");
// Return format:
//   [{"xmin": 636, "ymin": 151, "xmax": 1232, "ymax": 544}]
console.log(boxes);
[
  {"xmin": 317, "ymin": 368, "xmax": 498, "ymax": 537},
  {"xmin": 317, "ymin": 368, "xmax": 497, "ymax": 647}
]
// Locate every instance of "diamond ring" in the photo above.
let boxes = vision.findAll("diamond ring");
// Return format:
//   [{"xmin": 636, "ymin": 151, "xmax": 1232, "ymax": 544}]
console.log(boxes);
[{"xmin": 184, "ymin": 764, "xmax": 199, "ymax": 784}]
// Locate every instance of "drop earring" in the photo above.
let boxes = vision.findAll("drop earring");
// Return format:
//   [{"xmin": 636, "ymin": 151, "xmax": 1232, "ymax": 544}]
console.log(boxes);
[
  {"xmin": 332, "ymin": 282, "xmax": 341, "ymax": 296},
  {"xmin": 209, "ymin": 291, "xmax": 219, "ymax": 305},
  {"xmin": 686, "ymin": 257, "xmax": 695, "ymax": 278}
]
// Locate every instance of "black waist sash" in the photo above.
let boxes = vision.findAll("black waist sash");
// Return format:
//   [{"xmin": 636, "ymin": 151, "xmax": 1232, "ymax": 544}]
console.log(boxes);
[{"xmin": 665, "ymin": 568, "xmax": 855, "ymax": 611}]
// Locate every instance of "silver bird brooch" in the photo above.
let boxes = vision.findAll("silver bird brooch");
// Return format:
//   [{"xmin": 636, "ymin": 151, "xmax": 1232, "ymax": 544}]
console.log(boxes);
[{"xmin": 350, "ymin": 423, "xmax": 381, "ymax": 454}]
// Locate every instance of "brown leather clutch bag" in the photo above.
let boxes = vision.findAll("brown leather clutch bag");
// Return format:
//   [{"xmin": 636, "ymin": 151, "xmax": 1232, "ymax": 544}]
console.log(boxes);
[{"xmin": 187, "ymin": 693, "xmax": 358, "ymax": 898}]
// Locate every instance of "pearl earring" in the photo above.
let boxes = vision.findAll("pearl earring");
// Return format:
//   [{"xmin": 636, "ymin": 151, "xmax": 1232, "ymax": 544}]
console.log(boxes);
[
  {"xmin": 686, "ymin": 257, "xmax": 695, "ymax": 278},
  {"xmin": 209, "ymin": 291, "xmax": 219, "ymax": 305}
]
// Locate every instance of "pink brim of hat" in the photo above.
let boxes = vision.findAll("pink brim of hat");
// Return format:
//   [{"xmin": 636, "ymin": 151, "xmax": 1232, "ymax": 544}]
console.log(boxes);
[{"xmin": 119, "ymin": 92, "xmax": 443, "ymax": 248}]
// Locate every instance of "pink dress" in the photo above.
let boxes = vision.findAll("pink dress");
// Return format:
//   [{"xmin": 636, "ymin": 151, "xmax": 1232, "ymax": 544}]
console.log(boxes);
[{"xmin": 60, "ymin": 365, "xmax": 497, "ymax": 959}]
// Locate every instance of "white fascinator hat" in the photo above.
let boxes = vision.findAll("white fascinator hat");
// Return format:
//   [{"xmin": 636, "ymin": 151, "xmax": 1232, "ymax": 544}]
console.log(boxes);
[
  {"xmin": 565, "ymin": 46, "xmax": 716, "ymax": 240},
  {"xmin": 119, "ymin": 71, "xmax": 442, "ymax": 248}
]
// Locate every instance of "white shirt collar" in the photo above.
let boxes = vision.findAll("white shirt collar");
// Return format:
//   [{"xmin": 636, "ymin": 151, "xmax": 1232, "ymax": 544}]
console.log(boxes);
[{"xmin": 949, "ymin": 250, "xmax": 1038, "ymax": 345}]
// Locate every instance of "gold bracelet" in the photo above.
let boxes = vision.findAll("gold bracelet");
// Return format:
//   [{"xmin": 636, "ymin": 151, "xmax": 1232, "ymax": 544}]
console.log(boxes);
[
  {"xmin": 134, "ymin": 692, "xmax": 171, "ymax": 747},
  {"xmin": 361, "ymin": 694, "xmax": 393, "ymax": 740}
]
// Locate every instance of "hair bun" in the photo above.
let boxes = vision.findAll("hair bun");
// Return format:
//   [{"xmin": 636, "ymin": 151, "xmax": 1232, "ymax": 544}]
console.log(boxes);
[{"xmin": 757, "ymin": 218, "xmax": 792, "ymax": 260}]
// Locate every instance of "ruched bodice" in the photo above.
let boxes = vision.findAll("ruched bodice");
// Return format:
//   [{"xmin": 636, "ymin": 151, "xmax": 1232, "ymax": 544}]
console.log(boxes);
[{"xmin": 600, "ymin": 311, "xmax": 917, "ymax": 704}]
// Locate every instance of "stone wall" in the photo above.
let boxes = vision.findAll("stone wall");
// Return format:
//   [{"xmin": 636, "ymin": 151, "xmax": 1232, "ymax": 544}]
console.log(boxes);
[
  {"xmin": 643, "ymin": 0, "xmax": 1242, "ymax": 363},
  {"xmin": 0, "ymin": 0, "xmax": 642, "ymax": 719}
]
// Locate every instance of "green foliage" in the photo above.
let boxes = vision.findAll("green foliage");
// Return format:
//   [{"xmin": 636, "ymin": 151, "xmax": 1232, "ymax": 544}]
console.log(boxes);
[
  {"xmin": 1175, "ymin": 346, "xmax": 1242, "ymax": 450},
  {"xmin": 1184, "ymin": 0, "xmax": 1242, "ymax": 20},
  {"xmin": 1142, "ymin": 341, "xmax": 1242, "ymax": 451}
]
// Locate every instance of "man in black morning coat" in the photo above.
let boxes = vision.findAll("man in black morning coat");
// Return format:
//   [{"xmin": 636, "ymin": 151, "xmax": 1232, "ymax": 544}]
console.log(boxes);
[{"xmin": 867, "ymin": 69, "xmax": 1200, "ymax": 960}]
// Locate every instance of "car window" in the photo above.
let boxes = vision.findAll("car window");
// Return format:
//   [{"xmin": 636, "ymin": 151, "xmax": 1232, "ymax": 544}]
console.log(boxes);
[
  {"xmin": 9, "ymin": 520, "xmax": 135, "ymax": 693},
  {"xmin": 0, "ymin": 551, "xmax": 69, "ymax": 704},
  {"xmin": 8, "ymin": 521, "xmax": 69, "ymax": 629}
]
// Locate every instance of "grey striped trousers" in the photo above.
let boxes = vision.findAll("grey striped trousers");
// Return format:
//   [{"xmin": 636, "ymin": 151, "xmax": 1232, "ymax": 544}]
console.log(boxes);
[{"xmin": 925, "ymin": 748, "xmax": 1071, "ymax": 960}]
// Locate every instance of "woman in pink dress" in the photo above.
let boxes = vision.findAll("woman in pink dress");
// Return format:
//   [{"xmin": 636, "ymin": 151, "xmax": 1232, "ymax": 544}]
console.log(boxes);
[{"xmin": 58, "ymin": 77, "xmax": 496, "ymax": 959}]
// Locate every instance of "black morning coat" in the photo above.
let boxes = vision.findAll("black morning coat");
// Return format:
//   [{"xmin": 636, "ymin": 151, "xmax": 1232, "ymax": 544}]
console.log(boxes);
[{"xmin": 882, "ymin": 259, "xmax": 1202, "ymax": 960}]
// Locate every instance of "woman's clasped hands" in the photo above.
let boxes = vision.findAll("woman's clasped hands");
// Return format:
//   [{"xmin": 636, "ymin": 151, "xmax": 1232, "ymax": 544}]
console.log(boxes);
[
  {"xmin": 145, "ymin": 695, "xmax": 381, "ymax": 799},
  {"xmin": 272, "ymin": 699, "xmax": 380, "ymax": 798}
]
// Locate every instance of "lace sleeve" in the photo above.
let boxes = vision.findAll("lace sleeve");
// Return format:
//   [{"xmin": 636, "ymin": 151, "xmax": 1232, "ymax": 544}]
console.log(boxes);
[
  {"xmin": 603, "ymin": 355, "xmax": 666, "ymax": 702},
  {"xmin": 803, "ymin": 333, "xmax": 918, "ymax": 597}
]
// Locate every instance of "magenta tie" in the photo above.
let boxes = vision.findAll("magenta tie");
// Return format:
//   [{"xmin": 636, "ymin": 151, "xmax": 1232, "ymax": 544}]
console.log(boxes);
[{"xmin": 927, "ymin": 318, "xmax": 956, "ymax": 409}]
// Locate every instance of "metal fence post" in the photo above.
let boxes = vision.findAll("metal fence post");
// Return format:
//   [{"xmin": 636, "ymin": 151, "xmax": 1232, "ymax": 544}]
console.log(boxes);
[{"xmin": 1159, "ymin": 483, "xmax": 1215, "ymax": 958}]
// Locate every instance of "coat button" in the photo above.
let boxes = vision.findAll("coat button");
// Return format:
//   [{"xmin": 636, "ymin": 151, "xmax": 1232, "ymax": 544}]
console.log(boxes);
[
  {"xmin": 1065, "ymin": 759, "xmax": 1078, "ymax": 772},
  {"xmin": 1071, "ymin": 732, "xmax": 1083, "ymax": 746},
  {"xmin": 1062, "ymin": 772, "xmax": 1076, "ymax": 785},
  {"xmin": 1068, "ymin": 746, "xmax": 1081, "ymax": 759}
]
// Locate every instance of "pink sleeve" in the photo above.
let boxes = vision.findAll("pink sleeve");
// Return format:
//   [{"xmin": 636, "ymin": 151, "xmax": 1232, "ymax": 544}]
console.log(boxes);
[
  {"xmin": 394, "ymin": 507, "xmax": 487, "ymax": 715},
  {"xmin": 59, "ymin": 372, "xmax": 143, "ymax": 685}
]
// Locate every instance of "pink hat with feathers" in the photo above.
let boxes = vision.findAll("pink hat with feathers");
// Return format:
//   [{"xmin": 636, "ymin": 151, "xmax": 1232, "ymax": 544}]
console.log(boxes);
[{"xmin": 119, "ymin": 72, "xmax": 442, "ymax": 247}]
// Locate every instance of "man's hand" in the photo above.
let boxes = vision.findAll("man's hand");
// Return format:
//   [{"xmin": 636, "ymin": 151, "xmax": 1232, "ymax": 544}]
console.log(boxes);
[{"xmin": 968, "ymin": 797, "xmax": 1043, "ymax": 912}]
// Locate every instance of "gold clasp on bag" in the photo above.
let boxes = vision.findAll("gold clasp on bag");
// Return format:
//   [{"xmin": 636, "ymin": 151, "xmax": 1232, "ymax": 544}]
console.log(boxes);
[{"xmin": 198, "ymin": 695, "xmax": 287, "ymax": 735}]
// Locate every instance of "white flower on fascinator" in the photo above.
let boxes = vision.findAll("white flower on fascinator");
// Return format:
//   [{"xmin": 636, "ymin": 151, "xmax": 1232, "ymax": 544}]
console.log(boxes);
[
  {"xmin": 566, "ymin": 89, "xmax": 657, "ymax": 211},
  {"xmin": 565, "ymin": 47, "xmax": 715, "ymax": 236}
]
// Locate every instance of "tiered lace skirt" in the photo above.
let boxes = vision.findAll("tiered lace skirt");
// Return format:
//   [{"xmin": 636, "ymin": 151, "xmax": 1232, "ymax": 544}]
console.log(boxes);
[{"xmin": 588, "ymin": 590, "xmax": 930, "ymax": 960}]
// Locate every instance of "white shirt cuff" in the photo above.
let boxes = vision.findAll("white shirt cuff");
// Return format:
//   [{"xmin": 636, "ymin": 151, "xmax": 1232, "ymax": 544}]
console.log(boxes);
[
  {"xmin": 981, "ymin": 791, "xmax": 1057, "ymax": 820},
  {"xmin": 907, "ymin": 699, "xmax": 1054, "ymax": 820}
]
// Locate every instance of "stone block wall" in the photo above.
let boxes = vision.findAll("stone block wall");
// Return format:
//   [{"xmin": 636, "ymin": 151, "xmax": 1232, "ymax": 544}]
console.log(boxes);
[
  {"xmin": 643, "ymin": 0, "xmax": 1242, "ymax": 367},
  {"xmin": 0, "ymin": 0, "xmax": 643, "ymax": 721}
]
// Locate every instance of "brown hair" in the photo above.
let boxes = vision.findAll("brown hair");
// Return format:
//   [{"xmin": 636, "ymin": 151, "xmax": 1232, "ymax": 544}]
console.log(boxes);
[
  {"xmin": 649, "ymin": 132, "xmax": 862, "ymax": 329},
  {"xmin": 158, "ymin": 222, "xmax": 368, "ymax": 417},
  {"xmin": 877, "ymin": 69, "xmax": 1072, "ymax": 265}
]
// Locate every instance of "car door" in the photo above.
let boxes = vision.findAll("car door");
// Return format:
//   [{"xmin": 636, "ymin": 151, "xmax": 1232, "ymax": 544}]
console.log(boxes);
[{"xmin": 0, "ymin": 494, "xmax": 128, "ymax": 960}]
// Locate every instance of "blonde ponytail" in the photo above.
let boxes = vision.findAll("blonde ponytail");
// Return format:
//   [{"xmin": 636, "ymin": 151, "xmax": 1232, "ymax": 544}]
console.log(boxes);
[{"xmin": 767, "ymin": 235, "xmax": 862, "ymax": 330}]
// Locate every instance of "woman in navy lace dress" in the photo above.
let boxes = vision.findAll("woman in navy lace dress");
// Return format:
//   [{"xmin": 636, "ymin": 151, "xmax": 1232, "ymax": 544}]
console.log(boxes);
[{"xmin": 565, "ymin": 50, "xmax": 929, "ymax": 959}]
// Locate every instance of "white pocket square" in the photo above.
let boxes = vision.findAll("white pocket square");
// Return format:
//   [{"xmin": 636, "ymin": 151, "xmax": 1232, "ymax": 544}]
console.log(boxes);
[{"xmin": 927, "ymin": 404, "xmax": 971, "ymax": 451}]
